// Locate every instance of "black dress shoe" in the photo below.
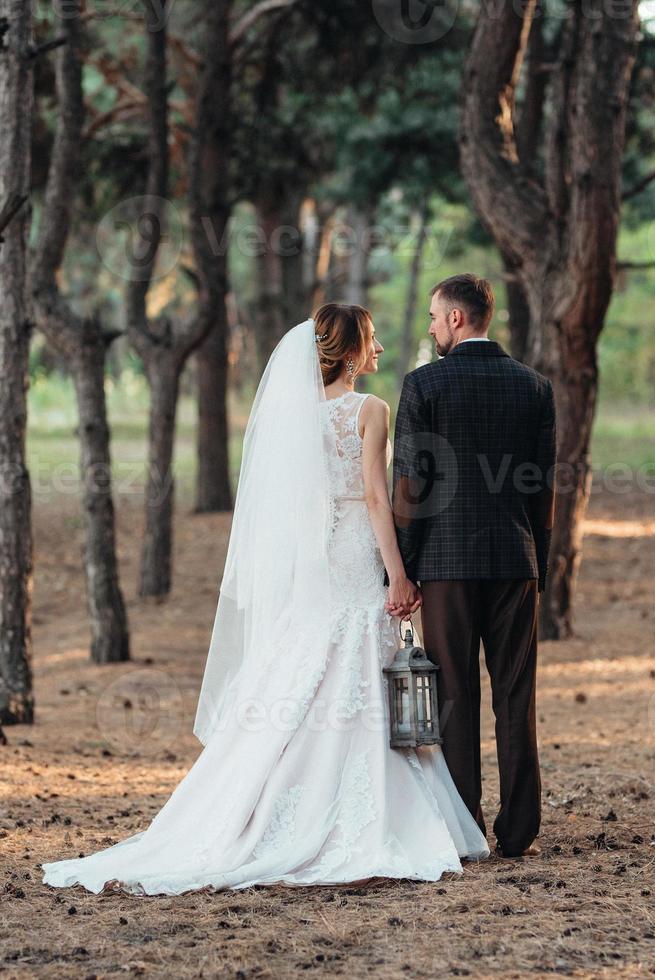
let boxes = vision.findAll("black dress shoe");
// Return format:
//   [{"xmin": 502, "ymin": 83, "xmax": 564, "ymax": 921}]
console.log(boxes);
[{"xmin": 495, "ymin": 843, "xmax": 541, "ymax": 858}]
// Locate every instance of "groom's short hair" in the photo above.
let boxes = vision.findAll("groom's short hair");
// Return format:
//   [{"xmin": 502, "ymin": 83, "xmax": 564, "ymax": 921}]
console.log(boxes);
[{"xmin": 431, "ymin": 274, "xmax": 495, "ymax": 330}]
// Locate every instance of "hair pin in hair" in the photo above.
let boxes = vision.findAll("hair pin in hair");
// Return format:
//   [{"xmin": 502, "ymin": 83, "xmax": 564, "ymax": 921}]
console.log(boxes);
[{"xmin": 315, "ymin": 331, "xmax": 328, "ymax": 342}]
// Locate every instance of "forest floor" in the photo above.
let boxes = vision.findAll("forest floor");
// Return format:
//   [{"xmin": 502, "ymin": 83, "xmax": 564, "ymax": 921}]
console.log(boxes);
[{"xmin": 1, "ymin": 484, "xmax": 654, "ymax": 979}]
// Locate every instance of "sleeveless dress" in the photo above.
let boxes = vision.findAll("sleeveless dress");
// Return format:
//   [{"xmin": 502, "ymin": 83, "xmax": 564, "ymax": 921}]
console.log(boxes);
[{"xmin": 41, "ymin": 391, "xmax": 489, "ymax": 896}]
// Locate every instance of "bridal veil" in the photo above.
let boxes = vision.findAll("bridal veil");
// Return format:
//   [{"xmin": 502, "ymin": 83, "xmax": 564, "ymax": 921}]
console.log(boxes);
[{"xmin": 193, "ymin": 319, "xmax": 338, "ymax": 746}]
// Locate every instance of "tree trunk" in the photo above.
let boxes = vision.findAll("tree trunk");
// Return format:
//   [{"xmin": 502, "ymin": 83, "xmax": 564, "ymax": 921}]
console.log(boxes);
[
  {"xmin": 72, "ymin": 322, "xmax": 129, "ymax": 661},
  {"xmin": 255, "ymin": 200, "xmax": 286, "ymax": 372},
  {"xmin": 523, "ymin": 269, "xmax": 607, "ymax": 640},
  {"xmin": 396, "ymin": 203, "xmax": 429, "ymax": 389},
  {"xmin": 195, "ymin": 298, "xmax": 233, "ymax": 513},
  {"xmin": 516, "ymin": 13, "xmax": 548, "ymax": 173},
  {"xmin": 344, "ymin": 205, "xmax": 373, "ymax": 308},
  {"xmin": 539, "ymin": 341, "xmax": 597, "ymax": 639},
  {"xmin": 501, "ymin": 16, "xmax": 548, "ymax": 363},
  {"xmin": 32, "ymin": 307, "xmax": 131, "ymax": 660},
  {"xmin": 140, "ymin": 353, "xmax": 179, "ymax": 597},
  {"xmin": 300, "ymin": 198, "xmax": 322, "ymax": 310},
  {"xmin": 127, "ymin": 0, "xmax": 233, "ymax": 593},
  {"xmin": 324, "ymin": 205, "xmax": 374, "ymax": 308},
  {"xmin": 0, "ymin": 0, "xmax": 34, "ymax": 723},
  {"xmin": 254, "ymin": 192, "xmax": 308, "ymax": 374},
  {"xmin": 282, "ymin": 212, "xmax": 311, "ymax": 326},
  {"xmin": 29, "ymin": 0, "xmax": 130, "ymax": 661},
  {"xmin": 312, "ymin": 201, "xmax": 338, "ymax": 308},
  {"xmin": 502, "ymin": 253, "xmax": 530, "ymax": 362},
  {"xmin": 460, "ymin": 0, "xmax": 639, "ymax": 639},
  {"xmin": 193, "ymin": 0, "xmax": 233, "ymax": 515},
  {"xmin": 319, "ymin": 203, "xmax": 376, "ymax": 391}
]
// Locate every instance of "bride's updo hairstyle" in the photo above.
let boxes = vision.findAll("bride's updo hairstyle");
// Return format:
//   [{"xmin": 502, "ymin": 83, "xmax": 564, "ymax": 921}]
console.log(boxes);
[{"xmin": 313, "ymin": 303, "xmax": 372, "ymax": 387}]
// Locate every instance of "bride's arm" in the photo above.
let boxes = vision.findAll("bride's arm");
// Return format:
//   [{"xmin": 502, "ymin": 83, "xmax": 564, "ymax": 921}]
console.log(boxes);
[{"xmin": 361, "ymin": 397, "xmax": 421, "ymax": 616}]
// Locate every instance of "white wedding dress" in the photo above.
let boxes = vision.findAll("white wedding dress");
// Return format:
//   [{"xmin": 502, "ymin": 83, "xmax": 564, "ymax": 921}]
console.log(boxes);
[{"xmin": 42, "ymin": 387, "xmax": 489, "ymax": 896}]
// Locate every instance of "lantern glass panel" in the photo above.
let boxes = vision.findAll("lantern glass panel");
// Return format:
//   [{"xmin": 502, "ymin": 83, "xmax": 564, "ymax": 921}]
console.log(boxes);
[
  {"xmin": 417, "ymin": 674, "xmax": 435, "ymax": 734},
  {"xmin": 394, "ymin": 676, "xmax": 410, "ymax": 732},
  {"xmin": 416, "ymin": 676, "xmax": 425, "ymax": 726}
]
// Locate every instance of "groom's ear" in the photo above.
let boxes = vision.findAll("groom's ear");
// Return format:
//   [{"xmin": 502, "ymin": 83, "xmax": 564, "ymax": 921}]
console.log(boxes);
[{"xmin": 451, "ymin": 307, "xmax": 464, "ymax": 329}]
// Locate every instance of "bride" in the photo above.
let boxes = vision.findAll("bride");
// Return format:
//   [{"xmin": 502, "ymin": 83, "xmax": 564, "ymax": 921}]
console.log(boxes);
[{"xmin": 42, "ymin": 304, "xmax": 489, "ymax": 895}]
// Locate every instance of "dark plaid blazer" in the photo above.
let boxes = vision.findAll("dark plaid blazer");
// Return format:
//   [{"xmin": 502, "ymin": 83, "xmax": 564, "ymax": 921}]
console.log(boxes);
[{"xmin": 390, "ymin": 340, "xmax": 556, "ymax": 591}]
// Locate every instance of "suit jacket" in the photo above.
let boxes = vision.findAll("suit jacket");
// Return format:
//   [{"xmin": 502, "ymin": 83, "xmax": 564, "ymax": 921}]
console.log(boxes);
[{"xmin": 389, "ymin": 340, "xmax": 556, "ymax": 591}]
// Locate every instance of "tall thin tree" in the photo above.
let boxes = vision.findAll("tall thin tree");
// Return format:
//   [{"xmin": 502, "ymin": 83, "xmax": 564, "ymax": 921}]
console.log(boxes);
[
  {"xmin": 396, "ymin": 202, "xmax": 430, "ymax": 390},
  {"xmin": 460, "ymin": 0, "xmax": 639, "ymax": 638},
  {"xmin": 126, "ymin": 0, "xmax": 233, "ymax": 594},
  {"xmin": 500, "ymin": 15, "xmax": 550, "ymax": 363},
  {"xmin": 193, "ymin": 0, "xmax": 233, "ymax": 514},
  {"xmin": 29, "ymin": 2, "xmax": 129, "ymax": 662},
  {"xmin": 0, "ymin": 0, "xmax": 34, "ymax": 724}
]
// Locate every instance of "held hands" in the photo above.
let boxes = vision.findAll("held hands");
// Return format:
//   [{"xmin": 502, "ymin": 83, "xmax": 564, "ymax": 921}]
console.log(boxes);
[{"xmin": 385, "ymin": 576, "xmax": 422, "ymax": 620}]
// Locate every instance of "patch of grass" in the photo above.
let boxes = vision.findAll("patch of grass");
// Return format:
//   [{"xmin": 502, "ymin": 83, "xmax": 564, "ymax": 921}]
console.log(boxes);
[
  {"xmin": 27, "ymin": 373, "xmax": 245, "ymax": 503},
  {"xmin": 592, "ymin": 402, "xmax": 655, "ymax": 473},
  {"xmin": 27, "ymin": 374, "xmax": 653, "ymax": 505}
]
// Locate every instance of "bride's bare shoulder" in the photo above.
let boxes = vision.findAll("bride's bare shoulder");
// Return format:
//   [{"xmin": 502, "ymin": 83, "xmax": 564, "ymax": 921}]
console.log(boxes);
[
  {"xmin": 361, "ymin": 393, "xmax": 389, "ymax": 414},
  {"xmin": 359, "ymin": 394, "xmax": 390, "ymax": 434}
]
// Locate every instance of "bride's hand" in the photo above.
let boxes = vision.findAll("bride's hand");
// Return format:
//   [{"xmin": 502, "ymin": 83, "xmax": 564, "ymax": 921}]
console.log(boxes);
[{"xmin": 385, "ymin": 577, "xmax": 422, "ymax": 619}]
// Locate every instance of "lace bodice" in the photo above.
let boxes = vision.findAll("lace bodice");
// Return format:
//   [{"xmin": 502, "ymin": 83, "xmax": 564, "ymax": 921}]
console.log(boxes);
[{"xmin": 320, "ymin": 391, "xmax": 392, "ymax": 500}]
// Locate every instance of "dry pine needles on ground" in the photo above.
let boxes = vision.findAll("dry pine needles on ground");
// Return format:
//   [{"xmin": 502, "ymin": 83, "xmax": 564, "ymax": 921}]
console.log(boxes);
[{"xmin": 1, "ymin": 487, "xmax": 654, "ymax": 979}]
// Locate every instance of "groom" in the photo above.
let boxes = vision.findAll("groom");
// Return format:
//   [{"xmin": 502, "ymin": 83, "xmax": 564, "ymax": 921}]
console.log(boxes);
[{"xmin": 388, "ymin": 274, "xmax": 556, "ymax": 858}]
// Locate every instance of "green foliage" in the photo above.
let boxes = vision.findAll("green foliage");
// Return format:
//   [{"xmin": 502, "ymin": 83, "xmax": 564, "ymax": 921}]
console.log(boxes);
[
  {"xmin": 316, "ymin": 51, "xmax": 466, "ymax": 210},
  {"xmin": 367, "ymin": 199, "xmax": 503, "ymax": 401},
  {"xmin": 622, "ymin": 24, "xmax": 655, "ymax": 227},
  {"xmin": 231, "ymin": 0, "xmax": 469, "ymax": 213},
  {"xmin": 27, "ymin": 2, "xmax": 655, "ymax": 431}
]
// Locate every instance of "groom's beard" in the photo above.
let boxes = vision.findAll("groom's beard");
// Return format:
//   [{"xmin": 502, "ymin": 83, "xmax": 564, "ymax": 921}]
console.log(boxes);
[{"xmin": 435, "ymin": 326, "xmax": 454, "ymax": 357}]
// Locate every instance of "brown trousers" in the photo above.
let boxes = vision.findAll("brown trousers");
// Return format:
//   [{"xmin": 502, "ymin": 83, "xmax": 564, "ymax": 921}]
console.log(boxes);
[{"xmin": 420, "ymin": 579, "xmax": 540, "ymax": 856}]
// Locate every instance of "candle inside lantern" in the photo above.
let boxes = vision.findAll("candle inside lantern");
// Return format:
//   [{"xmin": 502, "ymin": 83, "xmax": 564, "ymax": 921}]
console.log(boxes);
[{"xmin": 400, "ymin": 689, "xmax": 409, "ymax": 731}]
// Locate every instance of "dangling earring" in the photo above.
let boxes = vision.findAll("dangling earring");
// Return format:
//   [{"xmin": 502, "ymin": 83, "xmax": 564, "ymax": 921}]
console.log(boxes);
[{"xmin": 346, "ymin": 357, "xmax": 355, "ymax": 378}]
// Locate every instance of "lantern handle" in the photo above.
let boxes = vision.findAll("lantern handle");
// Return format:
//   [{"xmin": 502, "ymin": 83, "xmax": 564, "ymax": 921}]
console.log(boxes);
[{"xmin": 399, "ymin": 618, "xmax": 414, "ymax": 644}]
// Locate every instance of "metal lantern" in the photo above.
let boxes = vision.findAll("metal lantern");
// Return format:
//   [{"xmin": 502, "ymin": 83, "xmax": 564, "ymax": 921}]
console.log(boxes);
[{"xmin": 383, "ymin": 620, "xmax": 442, "ymax": 748}]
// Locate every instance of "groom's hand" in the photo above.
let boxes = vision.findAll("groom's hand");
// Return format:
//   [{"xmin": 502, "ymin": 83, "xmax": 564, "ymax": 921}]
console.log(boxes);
[{"xmin": 385, "ymin": 578, "xmax": 422, "ymax": 619}]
